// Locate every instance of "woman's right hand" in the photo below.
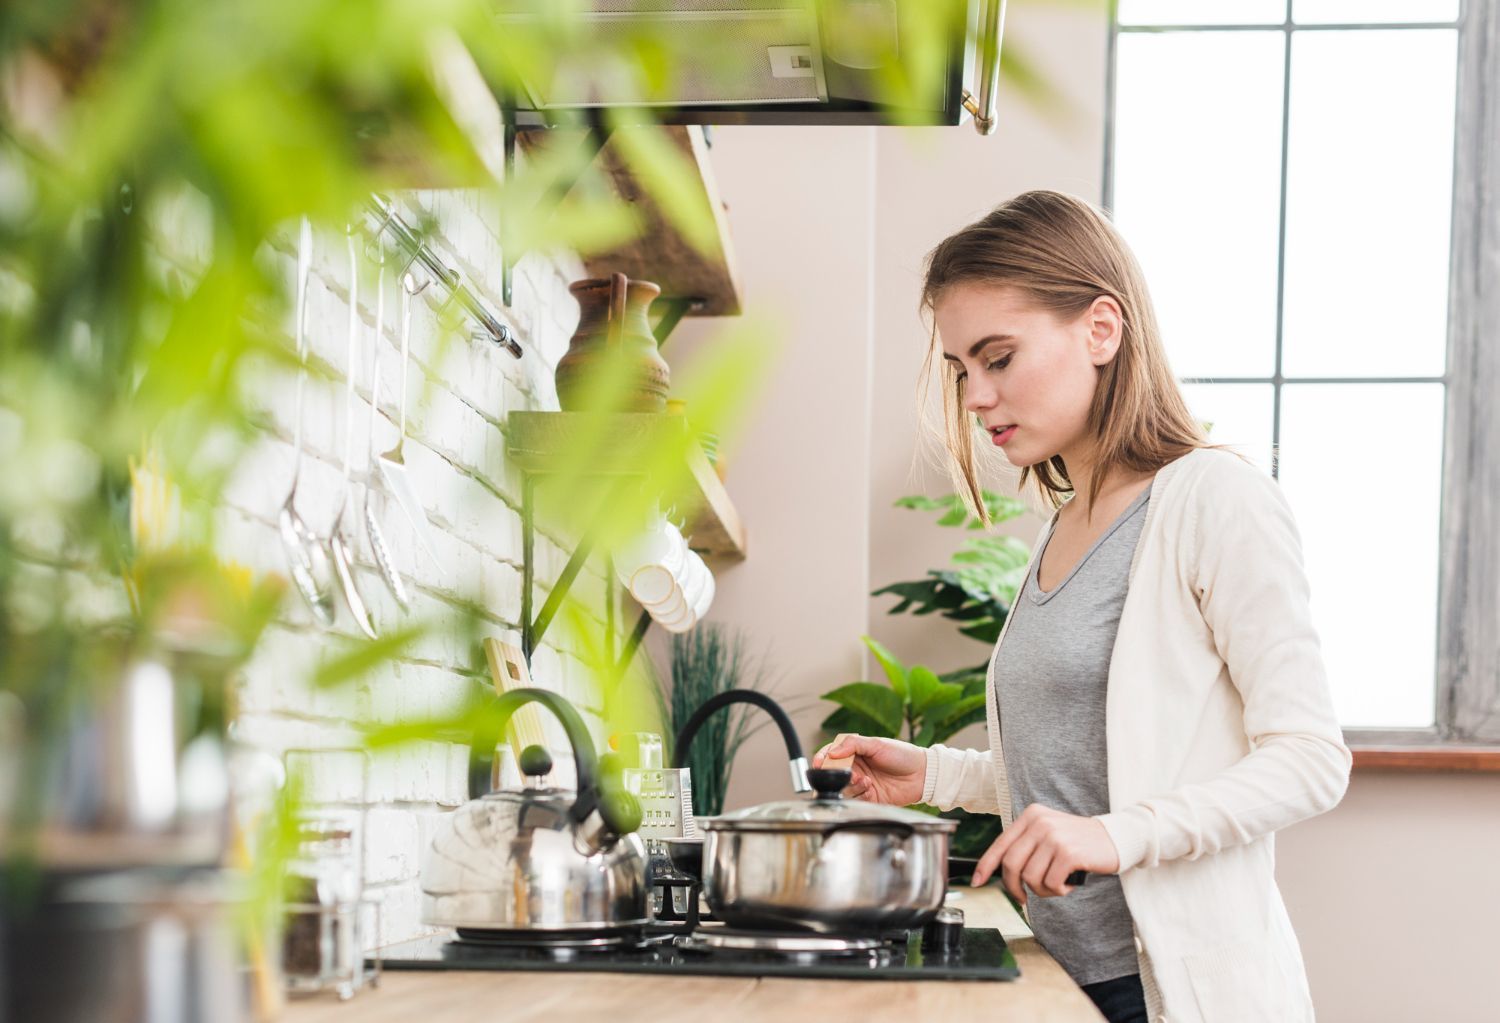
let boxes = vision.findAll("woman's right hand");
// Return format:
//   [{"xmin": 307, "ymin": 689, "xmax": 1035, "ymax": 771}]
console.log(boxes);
[{"xmin": 812, "ymin": 733, "xmax": 927, "ymax": 806}]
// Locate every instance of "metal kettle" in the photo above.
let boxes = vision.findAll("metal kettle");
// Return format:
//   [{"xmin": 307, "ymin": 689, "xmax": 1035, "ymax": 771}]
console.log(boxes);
[{"xmin": 421, "ymin": 688, "xmax": 649, "ymax": 934}]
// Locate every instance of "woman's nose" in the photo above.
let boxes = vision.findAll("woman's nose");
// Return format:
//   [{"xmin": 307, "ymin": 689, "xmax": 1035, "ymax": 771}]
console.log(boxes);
[{"xmin": 963, "ymin": 378, "xmax": 997, "ymax": 414}]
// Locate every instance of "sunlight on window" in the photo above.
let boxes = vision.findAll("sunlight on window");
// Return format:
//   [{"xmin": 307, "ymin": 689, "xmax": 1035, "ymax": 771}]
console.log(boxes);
[
  {"xmin": 1118, "ymin": 0, "xmax": 1288, "ymax": 26},
  {"xmin": 1277, "ymin": 384, "xmax": 1443, "ymax": 728},
  {"xmin": 1292, "ymin": 0, "xmax": 1460, "ymax": 25},
  {"xmin": 1111, "ymin": 14, "xmax": 1459, "ymax": 730},
  {"xmin": 1113, "ymin": 31, "xmax": 1284, "ymax": 378},
  {"xmin": 1282, "ymin": 30, "xmax": 1457, "ymax": 378},
  {"xmin": 1180, "ymin": 383, "xmax": 1275, "ymax": 472}
]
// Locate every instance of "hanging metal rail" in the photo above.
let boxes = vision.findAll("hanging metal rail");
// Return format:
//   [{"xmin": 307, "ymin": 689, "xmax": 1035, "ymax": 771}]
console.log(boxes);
[{"xmin": 364, "ymin": 193, "xmax": 522, "ymax": 359}]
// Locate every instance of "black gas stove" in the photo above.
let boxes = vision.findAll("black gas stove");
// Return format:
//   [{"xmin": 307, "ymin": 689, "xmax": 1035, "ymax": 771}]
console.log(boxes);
[{"xmin": 375, "ymin": 886, "xmax": 1020, "ymax": 983}]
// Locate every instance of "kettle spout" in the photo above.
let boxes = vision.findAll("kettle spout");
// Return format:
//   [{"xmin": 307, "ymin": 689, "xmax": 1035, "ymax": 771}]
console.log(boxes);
[{"xmin": 573, "ymin": 784, "xmax": 644, "ymax": 856}]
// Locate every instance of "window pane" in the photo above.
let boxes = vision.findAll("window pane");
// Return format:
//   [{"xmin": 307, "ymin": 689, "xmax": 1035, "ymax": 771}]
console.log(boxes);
[
  {"xmin": 1119, "ymin": 0, "xmax": 1287, "ymax": 25},
  {"xmin": 1293, "ymin": 0, "xmax": 1460, "ymax": 25},
  {"xmin": 1181, "ymin": 382, "xmax": 1275, "ymax": 473},
  {"xmin": 1277, "ymin": 383, "xmax": 1443, "ymax": 728},
  {"xmin": 1113, "ymin": 32, "xmax": 1284, "ymax": 378},
  {"xmin": 1281, "ymin": 30, "xmax": 1457, "ymax": 378}
]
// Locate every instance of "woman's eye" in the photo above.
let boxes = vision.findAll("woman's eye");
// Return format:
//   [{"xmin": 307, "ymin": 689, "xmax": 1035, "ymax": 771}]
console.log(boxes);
[{"xmin": 986, "ymin": 355, "xmax": 1012, "ymax": 372}]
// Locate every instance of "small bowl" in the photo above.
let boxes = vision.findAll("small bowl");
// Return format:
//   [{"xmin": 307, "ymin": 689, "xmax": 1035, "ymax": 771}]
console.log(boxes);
[{"xmin": 660, "ymin": 837, "xmax": 704, "ymax": 881}]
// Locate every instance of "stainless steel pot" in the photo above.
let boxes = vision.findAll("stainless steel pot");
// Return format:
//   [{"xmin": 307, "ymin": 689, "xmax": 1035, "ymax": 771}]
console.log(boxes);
[
  {"xmin": 5, "ymin": 868, "xmax": 248, "ymax": 1023},
  {"xmin": 421, "ymin": 689, "xmax": 649, "ymax": 934},
  {"xmin": 698, "ymin": 767, "xmax": 956, "ymax": 934}
]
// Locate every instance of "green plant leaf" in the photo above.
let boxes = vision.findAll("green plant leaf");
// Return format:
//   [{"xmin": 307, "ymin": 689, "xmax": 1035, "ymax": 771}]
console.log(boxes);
[
  {"xmin": 860, "ymin": 635, "xmax": 908, "ymax": 701},
  {"xmin": 945, "ymin": 808, "xmax": 1005, "ymax": 859},
  {"xmin": 820, "ymin": 682, "xmax": 903, "ymax": 736},
  {"xmin": 936, "ymin": 503, "xmax": 968, "ymax": 527},
  {"xmin": 871, "ymin": 579, "xmax": 942, "ymax": 616},
  {"xmin": 906, "ymin": 664, "xmax": 939, "ymax": 713},
  {"xmin": 313, "ymin": 625, "xmax": 427, "ymax": 689},
  {"xmin": 925, "ymin": 681, "xmax": 964, "ymax": 712},
  {"xmin": 958, "ymin": 621, "xmax": 1003, "ymax": 643},
  {"xmin": 936, "ymin": 693, "xmax": 986, "ymax": 725},
  {"xmin": 931, "ymin": 703, "xmax": 988, "ymax": 745},
  {"xmin": 939, "ymin": 663, "xmax": 988, "ymax": 684},
  {"xmin": 820, "ymin": 705, "xmax": 896, "ymax": 740}
]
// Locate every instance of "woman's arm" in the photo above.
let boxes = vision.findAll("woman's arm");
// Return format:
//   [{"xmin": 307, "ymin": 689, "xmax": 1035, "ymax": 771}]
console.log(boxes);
[
  {"xmin": 1097, "ymin": 458, "xmax": 1352, "ymax": 872},
  {"xmin": 922, "ymin": 743, "xmax": 1009, "ymax": 816}
]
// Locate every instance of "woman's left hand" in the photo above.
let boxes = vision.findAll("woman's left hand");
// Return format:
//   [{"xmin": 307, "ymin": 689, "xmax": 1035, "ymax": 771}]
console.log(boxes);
[{"xmin": 971, "ymin": 803, "xmax": 1122, "ymax": 906}]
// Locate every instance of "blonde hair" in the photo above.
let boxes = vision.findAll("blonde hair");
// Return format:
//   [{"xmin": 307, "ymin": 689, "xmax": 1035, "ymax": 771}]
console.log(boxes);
[{"xmin": 920, "ymin": 190, "xmax": 1206, "ymax": 524}]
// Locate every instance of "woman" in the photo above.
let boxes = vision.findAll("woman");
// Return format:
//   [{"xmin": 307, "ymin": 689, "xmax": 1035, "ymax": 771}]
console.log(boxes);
[{"xmin": 815, "ymin": 191, "xmax": 1350, "ymax": 1023}]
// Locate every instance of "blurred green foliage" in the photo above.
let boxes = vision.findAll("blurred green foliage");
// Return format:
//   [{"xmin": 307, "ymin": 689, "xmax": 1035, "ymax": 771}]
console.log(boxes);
[{"xmin": 0, "ymin": 0, "xmax": 1082, "ymax": 912}]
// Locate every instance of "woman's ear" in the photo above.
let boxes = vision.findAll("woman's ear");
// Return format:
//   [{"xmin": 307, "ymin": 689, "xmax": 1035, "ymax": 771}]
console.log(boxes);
[{"xmin": 1085, "ymin": 295, "xmax": 1124, "ymax": 367}]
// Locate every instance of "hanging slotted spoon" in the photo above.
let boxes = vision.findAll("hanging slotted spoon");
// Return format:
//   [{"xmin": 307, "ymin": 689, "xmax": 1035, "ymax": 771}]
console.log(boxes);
[
  {"xmin": 376, "ymin": 270, "xmax": 441, "ymax": 573},
  {"xmin": 362, "ymin": 244, "xmax": 410, "ymax": 612},
  {"xmin": 327, "ymin": 226, "xmax": 379, "ymax": 639},
  {"xmin": 277, "ymin": 216, "xmax": 337, "ymax": 627}
]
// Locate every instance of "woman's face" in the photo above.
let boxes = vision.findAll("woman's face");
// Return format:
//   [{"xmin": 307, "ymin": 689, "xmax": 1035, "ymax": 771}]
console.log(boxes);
[{"xmin": 934, "ymin": 282, "xmax": 1122, "ymax": 469}]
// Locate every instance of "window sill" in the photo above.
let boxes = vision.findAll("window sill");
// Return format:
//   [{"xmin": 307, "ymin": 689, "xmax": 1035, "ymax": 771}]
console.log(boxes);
[{"xmin": 1350, "ymin": 747, "xmax": 1500, "ymax": 773}]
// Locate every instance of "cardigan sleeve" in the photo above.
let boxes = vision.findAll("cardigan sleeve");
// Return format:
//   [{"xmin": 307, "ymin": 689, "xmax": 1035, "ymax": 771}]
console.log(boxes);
[
  {"xmin": 922, "ymin": 744, "xmax": 1007, "ymax": 815},
  {"xmin": 1096, "ymin": 458, "xmax": 1352, "ymax": 872}
]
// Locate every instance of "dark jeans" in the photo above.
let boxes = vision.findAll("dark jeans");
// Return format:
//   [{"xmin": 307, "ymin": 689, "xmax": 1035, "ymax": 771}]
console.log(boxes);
[{"xmin": 1080, "ymin": 973, "xmax": 1149, "ymax": 1023}]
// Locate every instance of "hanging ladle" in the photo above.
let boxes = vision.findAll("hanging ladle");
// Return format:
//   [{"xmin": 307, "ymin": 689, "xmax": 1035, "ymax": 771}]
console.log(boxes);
[
  {"xmin": 362, "ymin": 241, "xmax": 410, "ymax": 612},
  {"xmin": 327, "ymin": 226, "xmax": 379, "ymax": 639},
  {"xmin": 277, "ymin": 216, "xmax": 337, "ymax": 627}
]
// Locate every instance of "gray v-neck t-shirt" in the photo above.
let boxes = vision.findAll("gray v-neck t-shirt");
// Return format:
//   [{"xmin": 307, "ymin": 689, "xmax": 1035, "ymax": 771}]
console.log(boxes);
[{"xmin": 994, "ymin": 485, "xmax": 1151, "ymax": 986}]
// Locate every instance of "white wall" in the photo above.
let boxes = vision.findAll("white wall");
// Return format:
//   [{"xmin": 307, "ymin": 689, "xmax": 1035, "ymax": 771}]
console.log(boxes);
[
  {"xmin": 213, "ymin": 188, "xmax": 609, "ymax": 947},
  {"xmin": 683, "ymin": 3, "xmax": 1499, "ymax": 1021},
  {"xmin": 663, "ymin": 125, "xmax": 878, "ymax": 808}
]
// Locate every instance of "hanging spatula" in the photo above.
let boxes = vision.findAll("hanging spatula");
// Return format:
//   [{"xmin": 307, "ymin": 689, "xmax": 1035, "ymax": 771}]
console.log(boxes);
[{"xmin": 376, "ymin": 270, "xmax": 442, "ymax": 575}]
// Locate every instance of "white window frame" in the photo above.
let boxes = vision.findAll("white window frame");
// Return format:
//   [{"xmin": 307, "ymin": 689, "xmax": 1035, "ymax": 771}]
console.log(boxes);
[{"xmin": 1102, "ymin": 0, "xmax": 1500, "ymax": 747}]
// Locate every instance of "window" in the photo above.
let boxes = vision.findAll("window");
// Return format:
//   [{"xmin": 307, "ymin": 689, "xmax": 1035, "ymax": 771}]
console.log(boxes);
[{"xmin": 1105, "ymin": 0, "xmax": 1500, "ymax": 746}]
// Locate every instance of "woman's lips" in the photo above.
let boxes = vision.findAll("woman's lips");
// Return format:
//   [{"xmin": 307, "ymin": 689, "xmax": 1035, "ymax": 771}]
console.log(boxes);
[{"xmin": 991, "ymin": 425, "xmax": 1018, "ymax": 447}]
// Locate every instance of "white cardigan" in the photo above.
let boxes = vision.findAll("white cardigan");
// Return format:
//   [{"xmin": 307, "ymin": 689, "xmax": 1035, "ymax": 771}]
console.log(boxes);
[{"xmin": 921, "ymin": 447, "xmax": 1351, "ymax": 1022}]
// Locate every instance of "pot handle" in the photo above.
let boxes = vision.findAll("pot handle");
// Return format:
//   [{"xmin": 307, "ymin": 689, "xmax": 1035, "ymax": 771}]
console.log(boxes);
[{"xmin": 820, "ymin": 819, "xmax": 918, "ymax": 840}]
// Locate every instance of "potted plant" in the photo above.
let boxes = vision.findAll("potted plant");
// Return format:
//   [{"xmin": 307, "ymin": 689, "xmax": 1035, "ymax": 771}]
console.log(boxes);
[{"xmin": 821, "ymin": 490, "xmax": 1032, "ymax": 858}]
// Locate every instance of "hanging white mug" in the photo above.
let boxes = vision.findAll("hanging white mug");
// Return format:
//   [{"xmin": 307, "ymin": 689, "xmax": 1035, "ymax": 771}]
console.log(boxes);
[{"xmin": 616, "ymin": 517, "xmax": 687, "ymax": 606}]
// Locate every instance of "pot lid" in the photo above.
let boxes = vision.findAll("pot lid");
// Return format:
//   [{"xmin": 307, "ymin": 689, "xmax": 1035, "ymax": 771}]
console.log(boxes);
[{"xmin": 699, "ymin": 768, "xmax": 956, "ymax": 833}]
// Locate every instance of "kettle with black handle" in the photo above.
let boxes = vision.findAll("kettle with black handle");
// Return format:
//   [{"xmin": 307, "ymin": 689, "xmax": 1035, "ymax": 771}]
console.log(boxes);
[{"xmin": 423, "ymin": 688, "xmax": 649, "ymax": 933}]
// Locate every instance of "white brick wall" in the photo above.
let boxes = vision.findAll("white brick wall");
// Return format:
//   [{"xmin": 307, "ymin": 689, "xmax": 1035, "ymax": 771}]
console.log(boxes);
[{"xmin": 214, "ymin": 188, "xmax": 615, "ymax": 948}]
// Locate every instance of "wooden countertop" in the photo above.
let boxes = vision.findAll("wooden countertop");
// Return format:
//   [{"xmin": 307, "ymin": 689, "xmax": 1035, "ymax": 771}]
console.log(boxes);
[{"xmin": 283, "ymin": 886, "xmax": 1103, "ymax": 1023}]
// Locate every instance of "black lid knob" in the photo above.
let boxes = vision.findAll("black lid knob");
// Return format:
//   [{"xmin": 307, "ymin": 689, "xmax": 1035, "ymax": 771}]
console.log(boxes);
[
  {"xmin": 807, "ymin": 767, "xmax": 851, "ymax": 799},
  {"xmin": 519, "ymin": 744, "xmax": 554, "ymax": 778}
]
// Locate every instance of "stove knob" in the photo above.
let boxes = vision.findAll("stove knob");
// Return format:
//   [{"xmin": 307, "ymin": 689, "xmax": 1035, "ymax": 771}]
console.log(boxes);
[{"xmin": 922, "ymin": 905, "xmax": 964, "ymax": 955}]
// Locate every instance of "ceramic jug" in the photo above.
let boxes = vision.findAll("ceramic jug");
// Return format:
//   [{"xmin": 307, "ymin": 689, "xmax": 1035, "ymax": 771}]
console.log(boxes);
[{"xmin": 555, "ymin": 272, "xmax": 671, "ymax": 413}]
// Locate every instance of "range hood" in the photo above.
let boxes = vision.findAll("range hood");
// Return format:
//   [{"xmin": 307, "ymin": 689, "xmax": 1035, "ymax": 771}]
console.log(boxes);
[{"xmin": 493, "ymin": 0, "xmax": 1008, "ymax": 135}]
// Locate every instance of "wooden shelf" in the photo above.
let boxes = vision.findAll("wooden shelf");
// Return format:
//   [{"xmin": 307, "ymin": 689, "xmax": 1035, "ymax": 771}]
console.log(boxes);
[
  {"xmin": 520, "ymin": 125, "xmax": 743, "ymax": 317},
  {"xmin": 1351, "ymin": 746, "xmax": 1500, "ymax": 773},
  {"xmin": 507, "ymin": 411, "xmax": 746, "ymax": 560}
]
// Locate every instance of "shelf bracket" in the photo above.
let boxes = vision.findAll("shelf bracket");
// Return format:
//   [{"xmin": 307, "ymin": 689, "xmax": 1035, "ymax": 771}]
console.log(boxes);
[
  {"xmin": 651, "ymin": 296, "xmax": 701, "ymax": 348},
  {"xmin": 613, "ymin": 608, "xmax": 653, "ymax": 683},
  {"xmin": 501, "ymin": 119, "xmax": 613, "ymax": 309},
  {"xmin": 520, "ymin": 473, "xmax": 641, "ymax": 673}
]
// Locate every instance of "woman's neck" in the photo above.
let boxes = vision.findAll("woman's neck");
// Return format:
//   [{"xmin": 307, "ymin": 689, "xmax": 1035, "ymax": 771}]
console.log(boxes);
[{"xmin": 1057, "ymin": 442, "xmax": 1150, "ymax": 520}]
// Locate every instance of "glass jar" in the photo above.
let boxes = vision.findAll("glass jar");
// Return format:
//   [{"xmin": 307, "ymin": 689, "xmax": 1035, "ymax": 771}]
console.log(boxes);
[{"xmin": 282, "ymin": 822, "xmax": 362, "ymax": 999}]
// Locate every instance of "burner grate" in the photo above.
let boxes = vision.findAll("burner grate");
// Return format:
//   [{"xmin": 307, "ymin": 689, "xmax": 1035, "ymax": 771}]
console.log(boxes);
[
  {"xmin": 676, "ymin": 927, "xmax": 889, "ymax": 956},
  {"xmin": 454, "ymin": 926, "xmax": 650, "ymax": 951}
]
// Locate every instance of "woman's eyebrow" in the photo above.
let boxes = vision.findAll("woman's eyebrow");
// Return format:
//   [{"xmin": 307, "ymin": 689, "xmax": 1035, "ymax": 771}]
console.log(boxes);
[{"xmin": 943, "ymin": 334, "xmax": 1016, "ymax": 362}]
